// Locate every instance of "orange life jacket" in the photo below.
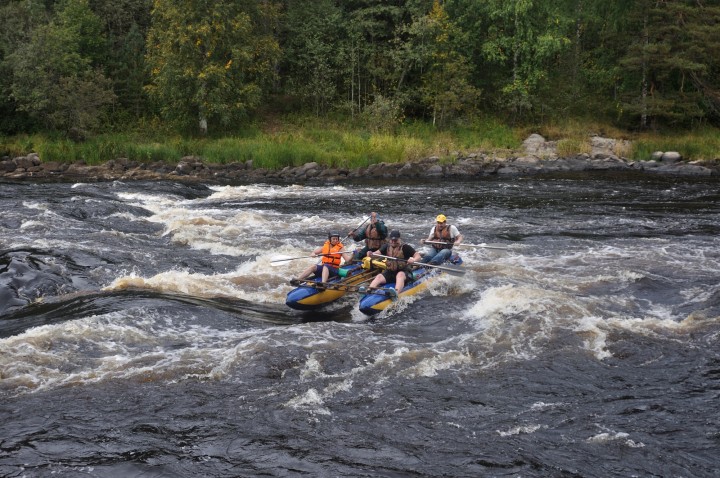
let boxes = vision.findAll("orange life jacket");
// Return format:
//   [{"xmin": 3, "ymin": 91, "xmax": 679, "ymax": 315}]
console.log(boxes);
[{"xmin": 321, "ymin": 240, "xmax": 344, "ymax": 267}]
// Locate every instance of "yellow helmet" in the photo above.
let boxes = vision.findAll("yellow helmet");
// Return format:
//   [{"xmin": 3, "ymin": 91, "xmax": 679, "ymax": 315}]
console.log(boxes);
[{"xmin": 436, "ymin": 214, "xmax": 447, "ymax": 223}]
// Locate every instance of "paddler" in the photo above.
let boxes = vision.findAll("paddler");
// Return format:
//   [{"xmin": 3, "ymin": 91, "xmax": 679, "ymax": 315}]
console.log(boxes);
[
  {"xmin": 367, "ymin": 230, "xmax": 421, "ymax": 294},
  {"xmin": 295, "ymin": 232, "xmax": 353, "ymax": 283},
  {"xmin": 349, "ymin": 211, "xmax": 388, "ymax": 261},
  {"xmin": 420, "ymin": 213, "xmax": 463, "ymax": 265}
]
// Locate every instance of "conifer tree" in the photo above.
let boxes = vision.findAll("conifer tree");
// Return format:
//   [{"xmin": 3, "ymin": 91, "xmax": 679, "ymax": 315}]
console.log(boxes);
[{"xmin": 619, "ymin": 0, "xmax": 720, "ymax": 128}]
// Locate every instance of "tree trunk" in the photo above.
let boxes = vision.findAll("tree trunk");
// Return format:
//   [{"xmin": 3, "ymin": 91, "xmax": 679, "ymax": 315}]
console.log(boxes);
[
  {"xmin": 199, "ymin": 81, "xmax": 208, "ymax": 136},
  {"xmin": 640, "ymin": 13, "xmax": 648, "ymax": 129}
]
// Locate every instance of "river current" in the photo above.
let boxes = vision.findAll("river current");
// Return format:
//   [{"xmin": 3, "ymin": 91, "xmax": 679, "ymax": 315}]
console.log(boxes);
[{"xmin": 1, "ymin": 175, "xmax": 719, "ymax": 477}]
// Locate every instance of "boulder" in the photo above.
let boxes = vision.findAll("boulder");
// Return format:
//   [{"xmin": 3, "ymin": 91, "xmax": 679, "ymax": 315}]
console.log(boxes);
[
  {"xmin": 41, "ymin": 161, "xmax": 65, "ymax": 173},
  {"xmin": 661, "ymin": 151, "xmax": 682, "ymax": 163},
  {"xmin": 0, "ymin": 160, "xmax": 17, "ymax": 172},
  {"xmin": 522, "ymin": 134, "xmax": 546, "ymax": 155}
]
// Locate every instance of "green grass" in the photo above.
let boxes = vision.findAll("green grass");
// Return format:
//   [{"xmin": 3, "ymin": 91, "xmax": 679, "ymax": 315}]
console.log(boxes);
[
  {"xmin": 631, "ymin": 127, "xmax": 720, "ymax": 162},
  {"xmin": 2, "ymin": 116, "xmax": 719, "ymax": 169},
  {"xmin": 526, "ymin": 118, "xmax": 720, "ymax": 162}
]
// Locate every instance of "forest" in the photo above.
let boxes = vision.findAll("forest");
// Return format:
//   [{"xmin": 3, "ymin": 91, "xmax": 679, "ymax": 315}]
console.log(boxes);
[{"xmin": 0, "ymin": 0, "xmax": 719, "ymax": 142}]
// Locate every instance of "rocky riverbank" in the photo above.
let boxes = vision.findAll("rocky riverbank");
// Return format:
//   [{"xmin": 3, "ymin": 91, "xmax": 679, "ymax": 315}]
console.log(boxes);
[{"xmin": 1, "ymin": 134, "xmax": 717, "ymax": 184}]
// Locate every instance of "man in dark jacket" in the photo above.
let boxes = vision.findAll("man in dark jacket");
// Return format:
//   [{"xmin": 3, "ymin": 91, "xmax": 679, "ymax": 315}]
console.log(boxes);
[{"xmin": 350, "ymin": 211, "xmax": 388, "ymax": 260}]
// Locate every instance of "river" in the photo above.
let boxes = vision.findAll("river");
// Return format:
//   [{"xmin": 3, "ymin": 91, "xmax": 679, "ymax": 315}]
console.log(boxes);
[{"xmin": 1, "ymin": 174, "xmax": 719, "ymax": 477}]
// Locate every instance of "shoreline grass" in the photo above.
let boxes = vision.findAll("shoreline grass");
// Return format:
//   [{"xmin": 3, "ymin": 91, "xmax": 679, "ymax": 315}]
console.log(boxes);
[{"xmin": 1, "ymin": 116, "xmax": 718, "ymax": 169}]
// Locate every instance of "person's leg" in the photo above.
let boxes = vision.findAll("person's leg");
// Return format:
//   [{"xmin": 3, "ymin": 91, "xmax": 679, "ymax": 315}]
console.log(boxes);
[
  {"xmin": 296, "ymin": 264, "xmax": 315, "ymax": 280},
  {"xmin": 322, "ymin": 265, "xmax": 339, "ymax": 282},
  {"xmin": 395, "ymin": 271, "xmax": 406, "ymax": 291},
  {"xmin": 420, "ymin": 249, "xmax": 437, "ymax": 264},
  {"xmin": 429, "ymin": 248, "xmax": 451, "ymax": 265},
  {"xmin": 369, "ymin": 272, "xmax": 387, "ymax": 288}
]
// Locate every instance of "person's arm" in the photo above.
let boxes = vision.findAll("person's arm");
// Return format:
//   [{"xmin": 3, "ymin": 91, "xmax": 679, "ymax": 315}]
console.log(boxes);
[
  {"xmin": 421, "ymin": 226, "xmax": 435, "ymax": 243},
  {"xmin": 339, "ymin": 243, "xmax": 354, "ymax": 262},
  {"xmin": 351, "ymin": 228, "xmax": 366, "ymax": 241},
  {"xmin": 451, "ymin": 226, "xmax": 463, "ymax": 245},
  {"xmin": 404, "ymin": 245, "xmax": 420, "ymax": 264},
  {"xmin": 376, "ymin": 220, "xmax": 388, "ymax": 237}
]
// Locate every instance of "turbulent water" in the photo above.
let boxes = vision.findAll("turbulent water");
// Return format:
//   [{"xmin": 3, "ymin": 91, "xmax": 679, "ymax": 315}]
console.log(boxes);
[{"xmin": 1, "ymin": 175, "xmax": 719, "ymax": 477}]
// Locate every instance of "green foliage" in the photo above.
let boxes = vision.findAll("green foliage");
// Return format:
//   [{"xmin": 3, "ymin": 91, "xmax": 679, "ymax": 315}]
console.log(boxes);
[
  {"xmin": 1, "ymin": 0, "xmax": 720, "ymax": 137},
  {"xmin": 421, "ymin": 0, "xmax": 480, "ymax": 127},
  {"xmin": 47, "ymin": 70, "xmax": 117, "ymax": 133},
  {"xmin": 55, "ymin": 0, "xmax": 105, "ymax": 65},
  {"xmin": 145, "ymin": 0, "xmax": 280, "ymax": 134},
  {"xmin": 6, "ymin": 0, "xmax": 115, "ymax": 134},
  {"xmin": 361, "ymin": 94, "xmax": 405, "ymax": 133},
  {"xmin": 618, "ymin": 0, "xmax": 720, "ymax": 129},
  {"xmin": 479, "ymin": 0, "xmax": 572, "ymax": 120},
  {"xmin": 280, "ymin": 0, "xmax": 344, "ymax": 116}
]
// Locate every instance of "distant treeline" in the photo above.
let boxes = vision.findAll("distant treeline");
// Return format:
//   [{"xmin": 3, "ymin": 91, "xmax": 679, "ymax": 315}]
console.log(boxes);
[{"xmin": 1, "ymin": 0, "xmax": 719, "ymax": 136}]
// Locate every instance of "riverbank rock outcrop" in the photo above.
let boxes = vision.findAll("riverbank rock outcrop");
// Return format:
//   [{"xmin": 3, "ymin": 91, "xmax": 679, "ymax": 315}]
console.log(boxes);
[{"xmin": 1, "ymin": 135, "xmax": 717, "ymax": 184}]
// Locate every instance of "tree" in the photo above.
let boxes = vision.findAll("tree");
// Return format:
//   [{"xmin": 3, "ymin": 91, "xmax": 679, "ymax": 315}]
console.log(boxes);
[
  {"xmin": 337, "ymin": 0, "xmax": 421, "ymax": 114},
  {"xmin": 46, "ymin": 70, "xmax": 116, "ymax": 133},
  {"xmin": 91, "ymin": 0, "xmax": 153, "ymax": 120},
  {"xmin": 145, "ymin": 0, "xmax": 280, "ymax": 134},
  {"xmin": 619, "ymin": 0, "xmax": 720, "ymax": 128},
  {"xmin": 7, "ymin": 0, "xmax": 115, "ymax": 134},
  {"xmin": 421, "ymin": 0, "xmax": 480, "ymax": 127},
  {"xmin": 110, "ymin": 21, "xmax": 148, "ymax": 118},
  {"xmin": 542, "ymin": 0, "xmax": 634, "ymax": 120},
  {"xmin": 478, "ymin": 0, "xmax": 571, "ymax": 121},
  {"xmin": 0, "ymin": 0, "xmax": 50, "ymax": 132},
  {"xmin": 279, "ymin": 0, "xmax": 344, "ymax": 116}
]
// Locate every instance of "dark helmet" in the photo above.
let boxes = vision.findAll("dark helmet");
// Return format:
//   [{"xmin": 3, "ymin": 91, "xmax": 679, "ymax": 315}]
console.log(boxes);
[
  {"xmin": 328, "ymin": 232, "xmax": 341, "ymax": 239},
  {"xmin": 389, "ymin": 230, "xmax": 401, "ymax": 239}
]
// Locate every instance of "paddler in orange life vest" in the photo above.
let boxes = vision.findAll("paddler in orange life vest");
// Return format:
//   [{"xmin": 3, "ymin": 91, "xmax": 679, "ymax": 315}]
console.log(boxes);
[
  {"xmin": 368, "ymin": 230, "xmax": 421, "ymax": 293},
  {"xmin": 296, "ymin": 232, "xmax": 353, "ymax": 283},
  {"xmin": 349, "ymin": 211, "xmax": 388, "ymax": 261},
  {"xmin": 420, "ymin": 214, "xmax": 463, "ymax": 265}
]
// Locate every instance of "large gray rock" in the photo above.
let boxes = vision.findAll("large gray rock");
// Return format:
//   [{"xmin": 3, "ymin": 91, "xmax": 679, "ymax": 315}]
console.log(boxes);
[
  {"xmin": 661, "ymin": 151, "xmax": 682, "ymax": 163},
  {"xmin": 522, "ymin": 134, "xmax": 546, "ymax": 155}
]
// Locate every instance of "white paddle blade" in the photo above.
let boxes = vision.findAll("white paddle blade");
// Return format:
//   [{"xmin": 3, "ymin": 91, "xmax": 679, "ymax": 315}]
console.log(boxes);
[{"xmin": 269, "ymin": 255, "xmax": 307, "ymax": 266}]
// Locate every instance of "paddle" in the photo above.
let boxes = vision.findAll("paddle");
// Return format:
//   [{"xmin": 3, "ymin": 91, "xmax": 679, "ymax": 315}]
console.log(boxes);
[
  {"xmin": 270, "ymin": 251, "xmax": 351, "ymax": 265},
  {"xmin": 272, "ymin": 217, "xmax": 370, "ymax": 266},
  {"xmin": 423, "ymin": 240, "xmax": 509, "ymax": 251},
  {"xmin": 371, "ymin": 254, "xmax": 466, "ymax": 276}
]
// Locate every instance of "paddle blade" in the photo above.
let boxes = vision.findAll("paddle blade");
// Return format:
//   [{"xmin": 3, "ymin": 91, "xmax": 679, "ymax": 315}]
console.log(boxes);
[
  {"xmin": 434, "ymin": 265, "xmax": 465, "ymax": 276},
  {"xmin": 269, "ymin": 255, "xmax": 304, "ymax": 265}
]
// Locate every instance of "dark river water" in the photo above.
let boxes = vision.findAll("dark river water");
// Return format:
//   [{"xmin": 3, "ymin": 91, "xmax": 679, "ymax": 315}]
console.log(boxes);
[{"xmin": 1, "ymin": 174, "xmax": 719, "ymax": 477}]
